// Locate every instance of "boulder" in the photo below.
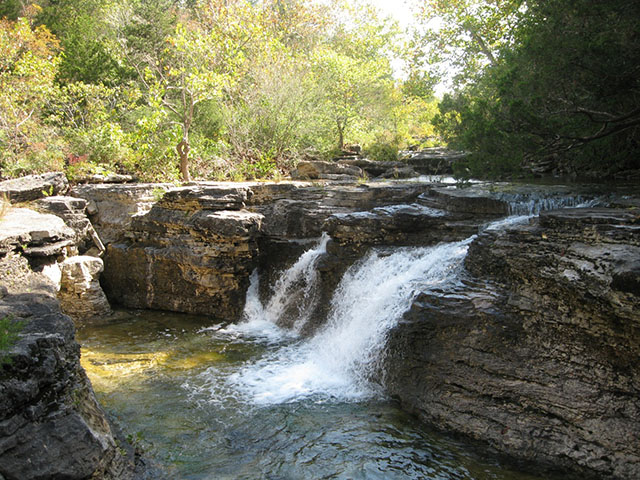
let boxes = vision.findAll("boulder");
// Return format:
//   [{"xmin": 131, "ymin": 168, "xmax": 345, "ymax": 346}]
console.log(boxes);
[
  {"xmin": 73, "ymin": 173, "xmax": 135, "ymax": 184},
  {"xmin": 0, "ymin": 172, "xmax": 68, "ymax": 203},
  {"xmin": 59, "ymin": 256, "xmax": 112, "ymax": 322},
  {"xmin": 379, "ymin": 166, "xmax": 419, "ymax": 179}
]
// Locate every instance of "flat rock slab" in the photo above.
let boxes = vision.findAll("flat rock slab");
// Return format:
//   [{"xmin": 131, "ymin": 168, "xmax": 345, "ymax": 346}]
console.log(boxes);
[
  {"xmin": 292, "ymin": 160, "xmax": 363, "ymax": 180},
  {"xmin": 0, "ymin": 208, "xmax": 75, "ymax": 255},
  {"xmin": 0, "ymin": 172, "xmax": 68, "ymax": 203}
]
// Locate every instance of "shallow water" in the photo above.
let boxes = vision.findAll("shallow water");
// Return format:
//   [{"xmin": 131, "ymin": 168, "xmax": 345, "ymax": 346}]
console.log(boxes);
[{"xmin": 78, "ymin": 310, "xmax": 554, "ymax": 480}]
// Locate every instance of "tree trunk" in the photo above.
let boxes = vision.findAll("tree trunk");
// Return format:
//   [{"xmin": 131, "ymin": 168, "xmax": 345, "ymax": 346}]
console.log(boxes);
[
  {"xmin": 176, "ymin": 139, "xmax": 191, "ymax": 182},
  {"xmin": 337, "ymin": 118, "xmax": 345, "ymax": 151}
]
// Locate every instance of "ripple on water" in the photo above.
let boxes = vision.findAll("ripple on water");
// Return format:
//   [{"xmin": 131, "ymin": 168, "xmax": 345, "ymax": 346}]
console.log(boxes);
[{"xmin": 78, "ymin": 310, "xmax": 559, "ymax": 480}]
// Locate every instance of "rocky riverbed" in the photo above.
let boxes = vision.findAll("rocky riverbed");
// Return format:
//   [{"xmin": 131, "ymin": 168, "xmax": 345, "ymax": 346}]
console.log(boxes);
[{"xmin": 1, "ymin": 172, "xmax": 638, "ymax": 479}]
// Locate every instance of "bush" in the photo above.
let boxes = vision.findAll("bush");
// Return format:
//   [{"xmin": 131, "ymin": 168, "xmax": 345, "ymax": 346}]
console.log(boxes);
[{"xmin": 365, "ymin": 142, "xmax": 399, "ymax": 163}]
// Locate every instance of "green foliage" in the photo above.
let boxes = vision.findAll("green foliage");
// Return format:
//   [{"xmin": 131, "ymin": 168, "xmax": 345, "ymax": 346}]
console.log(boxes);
[
  {"xmin": 431, "ymin": 0, "xmax": 640, "ymax": 179},
  {"xmin": 0, "ymin": 17, "xmax": 64, "ymax": 178},
  {"xmin": 39, "ymin": 0, "xmax": 129, "ymax": 86},
  {"xmin": 1, "ymin": 0, "xmax": 438, "ymax": 182},
  {"xmin": 0, "ymin": 315, "xmax": 25, "ymax": 366},
  {"xmin": 365, "ymin": 142, "xmax": 398, "ymax": 163}
]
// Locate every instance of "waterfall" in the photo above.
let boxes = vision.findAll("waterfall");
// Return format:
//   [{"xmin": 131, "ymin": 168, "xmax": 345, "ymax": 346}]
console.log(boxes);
[
  {"xmin": 213, "ymin": 194, "xmax": 597, "ymax": 406},
  {"xmin": 256, "ymin": 233, "xmax": 330, "ymax": 332},
  {"xmin": 500, "ymin": 193, "xmax": 600, "ymax": 215},
  {"xmin": 228, "ymin": 238, "xmax": 473, "ymax": 405},
  {"xmin": 216, "ymin": 234, "xmax": 330, "ymax": 342}
]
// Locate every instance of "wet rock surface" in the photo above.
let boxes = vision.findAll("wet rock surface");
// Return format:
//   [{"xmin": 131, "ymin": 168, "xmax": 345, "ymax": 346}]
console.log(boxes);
[
  {"xmin": 384, "ymin": 206, "xmax": 640, "ymax": 479},
  {"xmin": 93, "ymin": 181, "xmax": 441, "ymax": 318}
]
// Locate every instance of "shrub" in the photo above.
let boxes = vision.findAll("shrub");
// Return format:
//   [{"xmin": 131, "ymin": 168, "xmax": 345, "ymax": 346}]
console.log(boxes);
[{"xmin": 0, "ymin": 315, "xmax": 25, "ymax": 366}]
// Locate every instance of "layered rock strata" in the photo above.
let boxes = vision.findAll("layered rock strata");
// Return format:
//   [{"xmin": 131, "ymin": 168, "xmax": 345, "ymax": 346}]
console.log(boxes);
[
  {"xmin": 0, "ymin": 172, "xmax": 68, "ymax": 203},
  {"xmin": 384, "ymin": 206, "xmax": 640, "ymax": 479},
  {"xmin": 0, "ymin": 215, "xmax": 139, "ymax": 479},
  {"xmin": 101, "ymin": 185, "xmax": 262, "ymax": 318}
]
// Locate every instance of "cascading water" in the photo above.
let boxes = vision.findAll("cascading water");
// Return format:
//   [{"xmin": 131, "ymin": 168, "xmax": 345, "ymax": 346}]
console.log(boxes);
[
  {"xmin": 500, "ymin": 192, "xmax": 601, "ymax": 215},
  {"xmin": 212, "ymin": 233, "xmax": 330, "ymax": 342},
  {"xmin": 225, "ymin": 237, "xmax": 473, "ymax": 405},
  {"xmin": 207, "ymin": 191, "xmax": 601, "ymax": 410},
  {"xmin": 77, "ymin": 197, "xmax": 588, "ymax": 479}
]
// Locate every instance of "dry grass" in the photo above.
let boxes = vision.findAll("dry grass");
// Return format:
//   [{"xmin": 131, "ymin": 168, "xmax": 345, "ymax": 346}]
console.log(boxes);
[{"xmin": 0, "ymin": 194, "xmax": 10, "ymax": 221}]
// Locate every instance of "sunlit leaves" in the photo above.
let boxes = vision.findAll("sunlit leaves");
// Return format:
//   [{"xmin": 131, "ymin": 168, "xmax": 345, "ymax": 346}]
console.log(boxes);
[{"xmin": 0, "ymin": 18, "xmax": 62, "ymax": 176}]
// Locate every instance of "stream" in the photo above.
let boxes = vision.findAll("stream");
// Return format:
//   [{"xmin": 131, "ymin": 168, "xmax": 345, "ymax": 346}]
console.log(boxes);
[
  {"xmin": 77, "ymin": 225, "xmax": 561, "ymax": 479},
  {"xmin": 78, "ymin": 309, "xmax": 550, "ymax": 480}
]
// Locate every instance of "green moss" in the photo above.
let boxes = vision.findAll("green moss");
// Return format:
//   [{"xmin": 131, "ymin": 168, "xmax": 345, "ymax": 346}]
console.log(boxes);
[{"xmin": 0, "ymin": 315, "xmax": 25, "ymax": 366}]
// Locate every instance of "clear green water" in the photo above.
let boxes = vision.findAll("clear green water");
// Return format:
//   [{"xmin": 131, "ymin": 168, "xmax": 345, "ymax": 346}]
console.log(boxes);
[{"xmin": 77, "ymin": 310, "xmax": 552, "ymax": 480}]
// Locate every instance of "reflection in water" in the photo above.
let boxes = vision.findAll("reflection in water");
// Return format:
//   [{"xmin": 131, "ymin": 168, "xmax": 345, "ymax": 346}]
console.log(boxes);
[{"xmin": 79, "ymin": 310, "xmax": 552, "ymax": 480}]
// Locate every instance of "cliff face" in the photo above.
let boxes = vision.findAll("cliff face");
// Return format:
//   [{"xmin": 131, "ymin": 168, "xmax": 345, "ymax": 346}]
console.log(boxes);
[
  {"xmin": 96, "ymin": 182, "xmax": 440, "ymax": 319},
  {"xmin": 0, "ymin": 182, "xmax": 143, "ymax": 480},
  {"xmin": 384, "ymin": 207, "xmax": 640, "ymax": 479},
  {"xmin": 0, "ymin": 254, "xmax": 137, "ymax": 480},
  {"xmin": 101, "ymin": 185, "xmax": 263, "ymax": 318}
]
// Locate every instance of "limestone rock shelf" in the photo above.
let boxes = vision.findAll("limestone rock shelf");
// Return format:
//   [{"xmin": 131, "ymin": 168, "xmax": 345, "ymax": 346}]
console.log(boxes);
[{"xmin": 384, "ymin": 207, "xmax": 640, "ymax": 479}]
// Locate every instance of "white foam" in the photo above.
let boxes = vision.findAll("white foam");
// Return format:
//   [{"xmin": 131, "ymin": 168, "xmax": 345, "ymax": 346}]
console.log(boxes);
[{"xmin": 228, "ymin": 239, "xmax": 473, "ymax": 405}]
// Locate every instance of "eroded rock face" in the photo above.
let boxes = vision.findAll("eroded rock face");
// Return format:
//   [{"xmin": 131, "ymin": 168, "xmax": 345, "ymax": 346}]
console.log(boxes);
[
  {"xmin": 0, "ymin": 208, "xmax": 76, "ymax": 268},
  {"xmin": 35, "ymin": 196, "xmax": 104, "ymax": 254},
  {"xmin": 101, "ymin": 188, "xmax": 263, "ymax": 318},
  {"xmin": 70, "ymin": 183, "xmax": 172, "ymax": 244},
  {"xmin": 384, "ymin": 206, "xmax": 640, "ymax": 479},
  {"xmin": 0, "ymin": 255, "xmax": 136, "ymax": 480},
  {"xmin": 59, "ymin": 256, "xmax": 112, "ymax": 322}
]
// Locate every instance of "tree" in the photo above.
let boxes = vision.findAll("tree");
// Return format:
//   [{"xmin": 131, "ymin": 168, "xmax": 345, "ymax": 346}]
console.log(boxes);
[
  {"xmin": 433, "ymin": 0, "xmax": 640, "ymax": 178},
  {"xmin": 312, "ymin": 3, "xmax": 398, "ymax": 151},
  {"xmin": 119, "ymin": 0, "xmax": 256, "ymax": 181},
  {"xmin": 0, "ymin": 17, "xmax": 62, "ymax": 177},
  {"xmin": 38, "ymin": 0, "xmax": 128, "ymax": 86},
  {"xmin": 415, "ymin": 0, "xmax": 524, "ymax": 87}
]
